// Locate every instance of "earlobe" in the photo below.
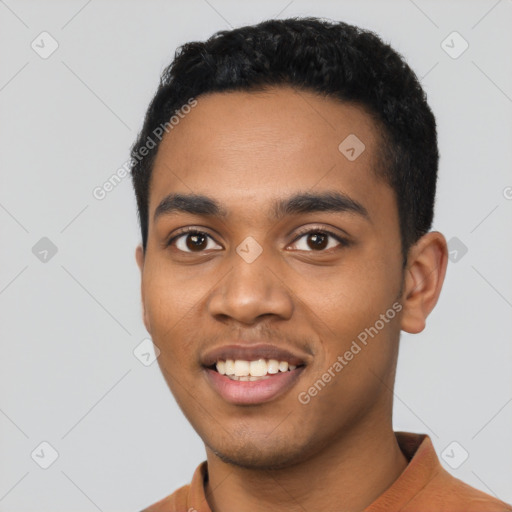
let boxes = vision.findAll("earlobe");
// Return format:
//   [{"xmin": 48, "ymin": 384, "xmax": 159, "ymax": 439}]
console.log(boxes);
[{"xmin": 400, "ymin": 231, "xmax": 448, "ymax": 334}]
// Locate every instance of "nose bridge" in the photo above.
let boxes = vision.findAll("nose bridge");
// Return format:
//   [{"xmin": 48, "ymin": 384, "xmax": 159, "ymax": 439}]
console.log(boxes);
[{"xmin": 207, "ymin": 243, "xmax": 294, "ymax": 324}]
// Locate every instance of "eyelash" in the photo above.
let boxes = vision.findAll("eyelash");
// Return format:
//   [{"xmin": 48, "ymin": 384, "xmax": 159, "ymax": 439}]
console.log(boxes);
[{"xmin": 166, "ymin": 226, "xmax": 350, "ymax": 253}]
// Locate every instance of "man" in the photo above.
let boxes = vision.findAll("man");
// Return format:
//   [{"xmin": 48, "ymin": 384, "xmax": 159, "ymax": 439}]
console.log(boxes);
[{"xmin": 131, "ymin": 17, "xmax": 511, "ymax": 512}]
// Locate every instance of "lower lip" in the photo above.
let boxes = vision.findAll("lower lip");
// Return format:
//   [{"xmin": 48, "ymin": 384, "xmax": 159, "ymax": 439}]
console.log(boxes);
[{"xmin": 205, "ymin": 367, "xmax": 305, "ymax": 405}]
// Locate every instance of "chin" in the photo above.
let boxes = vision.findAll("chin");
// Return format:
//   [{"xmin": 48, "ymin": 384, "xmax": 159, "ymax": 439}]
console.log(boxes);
[
  {"xmin": 213, "ymin": 448, "xmax": 303, "ymax": 470},
  {"xmin": 205, "ymin": 434, "xmax": 312, "ymax": 471}
]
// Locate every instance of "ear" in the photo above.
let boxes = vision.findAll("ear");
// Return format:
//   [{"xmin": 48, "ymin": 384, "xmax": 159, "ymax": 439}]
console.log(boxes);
[
  {"xmin": 135, "ymin": 244, "xmax": 151, "ymax": 334},
  {"xmin": 400, "ymin": 231, "xmax": 448, "ymax": 334}
]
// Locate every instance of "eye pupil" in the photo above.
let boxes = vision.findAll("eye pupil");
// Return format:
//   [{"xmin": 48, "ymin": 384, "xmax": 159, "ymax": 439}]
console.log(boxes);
[
  {"xmin": 307, "ymin": 233, "xmax": 328, "ymax": 250},
  {"xmin": 186, "ymin": 233, "xmax": 207, "ymax": 251}
]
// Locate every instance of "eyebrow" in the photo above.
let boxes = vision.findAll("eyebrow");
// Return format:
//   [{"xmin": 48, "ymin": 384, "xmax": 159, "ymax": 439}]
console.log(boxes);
[{"xmin": 153, "ymin": 191, "xmax": 370, "ymax": 223}]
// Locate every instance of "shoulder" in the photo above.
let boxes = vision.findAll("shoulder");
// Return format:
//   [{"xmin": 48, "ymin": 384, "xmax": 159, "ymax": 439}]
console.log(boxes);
[
  {"xmin": 140, "ymin": 483, "xmax": 190, "ymax": 512},
  {"xmin": 411, "ymin": 466, "xmax": 512, "ymax": 511},
  {"xmin": 140, "ymin": 461, "xmax": 208, "ymax": 512}
]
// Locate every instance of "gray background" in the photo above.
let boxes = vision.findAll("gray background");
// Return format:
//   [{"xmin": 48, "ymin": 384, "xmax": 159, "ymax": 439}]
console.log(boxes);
[{"xmin": 1, "ymin": 0, "xmax": 511, "ymax": 510}]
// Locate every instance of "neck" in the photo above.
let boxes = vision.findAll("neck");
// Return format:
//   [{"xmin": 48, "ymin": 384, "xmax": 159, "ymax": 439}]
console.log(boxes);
[{"xmin": 204, "ymin": 421, "xmax": 408, "ymax": 512}]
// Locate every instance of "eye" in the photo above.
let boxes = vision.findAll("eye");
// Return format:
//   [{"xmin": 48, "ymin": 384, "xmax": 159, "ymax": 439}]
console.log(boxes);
[
  {"xmin": 289, "ymin": 228, "xmax": 349, "ymax": 252},
  {"xmin": 167, "ymin": 229, "xmax": 222, "ymax": 253}
]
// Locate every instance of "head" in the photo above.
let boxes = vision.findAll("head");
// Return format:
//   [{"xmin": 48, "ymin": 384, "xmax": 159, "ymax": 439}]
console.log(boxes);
[{"xmin": 132, "ymin": 17, "xmax": 447, "ymax": 469}]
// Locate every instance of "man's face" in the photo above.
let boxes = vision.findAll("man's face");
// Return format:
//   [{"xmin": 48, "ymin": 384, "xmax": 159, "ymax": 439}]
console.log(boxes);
[{"xmin": 136, "ymin": 86, "xmax": 405, "ymax": 469}]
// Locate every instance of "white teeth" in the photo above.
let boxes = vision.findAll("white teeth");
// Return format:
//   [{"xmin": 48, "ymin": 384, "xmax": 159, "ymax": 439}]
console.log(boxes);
[
  {"xmin": 227, "ymin": 375, "xmax": 271, "ymax": 381},
  {"xmin": 267, "ymin": 359, "xmax": 279, "ymax": 374},
  {"xmin": 234, "ymin": 360, "xmax": 250, "ymax": 377},
  {"xmin": 215, "ymin": 358, "xmax": 299, "ymax": 377},
  {"xmin": 249, "ymin": 359, "xmax": 267, "ymax": 377},
  {"xmin": 225, "ymin": 359, "xmax": 235, "ymax": 376}
]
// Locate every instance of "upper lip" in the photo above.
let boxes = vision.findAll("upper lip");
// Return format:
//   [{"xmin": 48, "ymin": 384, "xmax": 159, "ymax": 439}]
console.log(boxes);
[{"xmin": 201, "ymin": 343, "xmax": 309, "ymax": 368}]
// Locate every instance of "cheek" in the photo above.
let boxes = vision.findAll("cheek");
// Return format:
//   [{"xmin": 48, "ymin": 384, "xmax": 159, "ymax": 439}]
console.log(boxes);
[
  {"xmin": 298, "ymin": 247, "xmax": 402, "ymax": 379},
  {"xmin": 142, "ymin": 261, "xmax": 212, "ymax": 367},
  {"xmin": 144, "ymin": 258, "xmax": 208, "ymax": 324},
  {"xmin": 305, "ymin": 258, "xmax": 399, "ymax": 332}
]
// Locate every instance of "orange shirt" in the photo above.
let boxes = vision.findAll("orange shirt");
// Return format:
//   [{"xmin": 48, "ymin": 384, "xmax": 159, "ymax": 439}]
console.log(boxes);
[{"xmin": 142, "ymin": 432, "xmax": 512, "ymax": 512}]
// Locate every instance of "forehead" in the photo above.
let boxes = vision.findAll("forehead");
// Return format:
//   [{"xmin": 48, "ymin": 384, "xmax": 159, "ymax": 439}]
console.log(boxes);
[{"xmin": 149, "ymin": 86, "xmax": 390, "ymax": 224}]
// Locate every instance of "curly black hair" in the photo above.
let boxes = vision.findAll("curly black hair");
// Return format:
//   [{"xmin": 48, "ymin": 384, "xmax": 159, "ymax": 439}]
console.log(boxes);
[{"xmin": 130, "ymin": 17, "xmax": 438, "ymax": 261}]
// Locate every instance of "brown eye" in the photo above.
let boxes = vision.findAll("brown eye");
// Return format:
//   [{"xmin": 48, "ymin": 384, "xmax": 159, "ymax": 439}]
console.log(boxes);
[
  {"xmin": 169, "ymin": 230, "xmax": 222, "ymax": 253},
  {"xmin": 185, "ymin": 233, "xmax": 208, "ymax": 251},
  {"xmin": 306, "ymin": 233, "xmax": 329, "ymax": 250},
  {"xmin": 289, "ymin": 229, "xmax": 348, "ymax": 252}
]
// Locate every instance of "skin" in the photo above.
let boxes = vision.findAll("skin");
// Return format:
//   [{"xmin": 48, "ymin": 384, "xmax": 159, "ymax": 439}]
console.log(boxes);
[{"xmin": 135, "ymin": 86, "xmax": 448, "ymax": 512}]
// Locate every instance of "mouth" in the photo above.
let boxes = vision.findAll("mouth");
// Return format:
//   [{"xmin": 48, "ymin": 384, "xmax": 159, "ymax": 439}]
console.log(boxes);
[
  {"xmin": 202, "ymin": 344, "xmax": 308, "ymax": 405},
  {"xmin": 209, "ymin": 358, "xmax": 302, "ymax": 380}
]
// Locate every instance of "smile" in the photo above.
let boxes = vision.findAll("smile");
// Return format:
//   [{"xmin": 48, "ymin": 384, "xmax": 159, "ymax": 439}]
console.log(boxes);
[
  {"xmin": 215, "ymin": 358, "xmax": 298, "ymax": 380},
  {"xmin": 205, "ymin": 358, "xmax": 306, "ymax": 405},
  {"xmin": 201, "ymin": 343, "xmax": 309, "ymax": 405}
]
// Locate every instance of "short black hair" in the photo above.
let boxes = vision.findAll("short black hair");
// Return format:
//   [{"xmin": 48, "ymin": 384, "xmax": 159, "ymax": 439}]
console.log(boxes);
[{"xmin": 130, "ymin": 17, "xmax": 438, "ymax": 261}]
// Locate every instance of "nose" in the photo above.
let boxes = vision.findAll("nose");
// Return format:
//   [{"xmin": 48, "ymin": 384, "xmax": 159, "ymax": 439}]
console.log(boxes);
[{"xmin": 207, "ymin": 251, "xmax": 294, "ymax": 326}]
